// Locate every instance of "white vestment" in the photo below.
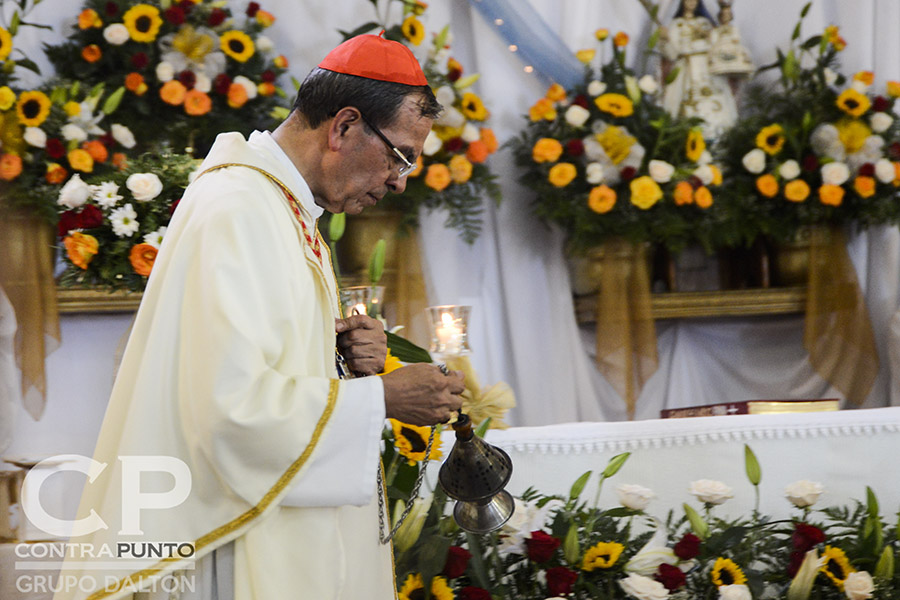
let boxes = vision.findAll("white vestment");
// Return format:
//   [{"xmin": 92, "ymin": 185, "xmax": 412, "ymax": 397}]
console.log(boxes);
[{"xmin": 54, "ymin": 131, "xmax": 395, "ymax": 600}]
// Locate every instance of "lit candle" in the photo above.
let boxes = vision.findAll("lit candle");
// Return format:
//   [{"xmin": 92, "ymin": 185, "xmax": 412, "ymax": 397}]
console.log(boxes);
[
  {"xmin": 436, "ymin": 312, "xmax": 463, "ymax": 354},
  {"xmin": 351, "ymin": 302, "xmax": 367, "ymax": 316}
]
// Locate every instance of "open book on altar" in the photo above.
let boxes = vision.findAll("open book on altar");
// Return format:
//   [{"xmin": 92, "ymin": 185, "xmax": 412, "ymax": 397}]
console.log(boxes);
[{"xmin": 660, "ymin": 399, "xmax": 840, "ymax": 419}]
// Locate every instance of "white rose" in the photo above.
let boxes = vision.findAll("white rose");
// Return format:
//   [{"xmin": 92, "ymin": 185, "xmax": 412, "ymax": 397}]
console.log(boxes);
[
  {"xmin": 435, "ymin": 85, "xmax": 456, "ymax": 109},
  {"xmin": 460, "ymin": 123, "xmax": 480, "ymax": 143},
  {"xmin": 843, "ymin": 571, "xmax": 874, "ymax": 600},
  {"xmin": 585, "ymin": 162, "xmax": 605, "ymax": 184},
  {"xmin": 57, "ymin": 174, "xmax": 93, "ymax": 209},
  {"xmin": 779, "ymin": 159, "xmax": 801, "ymax": 180},
  {"xmin": 648, "ymin": 160, "xmax": 675, "ymax": 183},
  {"xmin": 742, "ymin": 148, "xmax": 766, "ymax": 174},
  {"xmin": 255, "ymin": 35, "xmax": 274, "ymax": 53},
  {"xmin": 875, "ymin": 158, "xmax": 896, "ymax": 183},
  {"xmin": 688, "ymin": 480, "xmax": 734, "ymax": 505},
  {"xmin": 824, "ymin": 67, "xmax": 838, "ymax": 86},
  {"xmin": 23, "ymin": 126, "xmax": 46, "ymax": 148},
  {"xmin": 718, "ymin": 584, "xmax": 752, "ymax": 600},
  {"xmin": 103, "ymin": 23, "xmax": 129, "ymax": 45},
  {"xmin": 693, "ymin": 164, "xmax": 714, "ymax": 185},
  {"xmin": 435, "ymin": 106, "xmax": 465, "ymax": 129},
  {"xmin": 697, "ymin": 149, "xmax": 713, "ymax": 165},
  {"xmin": 616, "ymin": 484, "xmax": 655, "ymax": 511},
  {"xmin": 784, "ymin": 480, "xmax": 824, "ymax": 508},
  {"xmin": 618, "ymin": 573, "xmax": 669, "ymax": 600},
  {"xmin": 821, "ymin": 162, "xmax": 850, "ymax": 186},
  {"xmin": 565, "ymin": 104, "xmax": 591, "ymax": 128},
  {"xmin": 155, "ymin": 61, "xmax": 175, "ymax": 82},
  {"xmin": 870, "ymin": 112, "xmax": 893, "ymax": 133},
  {"xmin": 194, "ymin": 72, "xmax": 212, "ymax": 94},
  {"xmin": 638, "ymin": 74, "xmax": 658, "ymax": 95},
  {"xmin": 422, "ymin": 130, "xmax": 442, "ymax": 156},
  {"xmin": 587, "ymin": 79, "xmax": 607, "ymax": 96},
  {"xmin": 851, "ymin": 80, "xmax": 869, "ymax": 94},
  {"xmin": 811, "ymin": 124, "xmax": 845, "ymax": 161},
  {"xmin": 111, "ymin": 124, "xmax": 136, "ymax": 149},
  {"xmin": 126, "ymin": 173, "xmax": 164, "ymax": 202},
  {"xmin": 61, "ymin": 123, "xmax": 88, "ymax": 143},
  {"xmin": 233, "ymin": 75, "xmax": 258, "ymax": 100}
]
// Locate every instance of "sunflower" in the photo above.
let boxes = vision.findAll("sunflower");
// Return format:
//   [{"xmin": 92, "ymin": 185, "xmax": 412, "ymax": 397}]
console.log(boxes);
[
  {"xmin": 397, "ymin": 573, "xmax": 453, "ymax": 600},
  {"xmin": 594, "ymin": 93, "xmax": 634, "ymax": 117},
  {"xmin": 820, "ymin": 546, "xmax": 854, "ymax": 589},
  {"xmin": 390, "ymin": 419, "xmax": 442, "ymax": 465},
  {"xmin": 401, "ymin": 15, "xmax": 425, "ymax": 46},
  {"xmin": 710, "ymin": 557, "xmax": 747, "ymax": 587},
  {"xmin": 123, "ymin": 4, "xmax": 163, "ymax": 43},
  {"xmin": 460, "ymin": 92, "xmax": 488, "ymax": 121},
  {"xmin": 0, "ymin": 27, "xmax": 12, "ymax": 62},
  {"xmin": 581, "ymin": 541, "xmax": 625, "ymax": 571},
  {"xmin": 686, "ymin": 128, "xmax": 706, "ymax": 162},
  {"xmin": 836, "ymin": 88, "xmax": 871, "ymax": 118},
  {"xmin": 15, "ymin": 91, "xmax": 51, "ymax": 127},
  {"xmin": 756, "ymin": 124, "xmax": 785, "ymax": 155},
  {"xmin": 221, "ymin": 30, "xmax": 255, "ymax": 63}
]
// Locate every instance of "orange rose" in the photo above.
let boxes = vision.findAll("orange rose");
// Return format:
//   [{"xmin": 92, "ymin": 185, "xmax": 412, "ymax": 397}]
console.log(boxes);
[
  {"xmin": 408, "ymin": 155, "xmax": 424, "ymax": 178},
  {"xmin": 184, "ymin": 90, "xmax": 212, "ymax": 116},
  {"xmin": 895, "ymin": 162, "xmax": 900, "ymax": 186},
  {"xmin": 466, "ymin": 140, "xmax": 489, "ymax": 164},
  {"xmin": 449, "ymin": 154, "xmax": 473, "ymax": 184},
  {"xmin": 78, "ymin": 8, "xmax": 102, "ymax": 29},
  {"xmin": 818, "ymin": 184, "xmax": 845, "ymax": 206},
  {"xmin": 529, "ymin": 98, "xmax": 556, "ymax": 122},
  {"xmin": 82, "ymin": 140, "xmax": 108, "ymax": 163},
  {"xmin": 0, "ymin": 153, "xmax": 22, "ymax": 181},
  {"xmin": 853, "ymin": 71, "xmax": 875, "ymax": 86},
  {"xmin": 258, "ymin": 82, "xmax": 276, "ymax": 96},
  {"xmin": 784, "ymin": 179, "xmax": 811, "ymax": 202},
  {"xmin": 256, "ymin": 9, "xmax": 276, "ymax": 26},
  {"xmin": 546, "ymin": 83, "xmax": 566, "ymax": 102},
  {"xmin": 82, "ymin": 44, "xmax": 102, "ymax": 63},
  {"xmin": 68, "ymin": 148, "xmax": 95, "ymax": 173},
  {"xmin": 887, "ymin": 81, "xmax": 900, "ymax": 99},
  {"xmin": 45, "ymin": 163, "xmax": 68, "ymax": 184},
  {"xmin": 756, "ymin": 174, "xmax": 779, "ymax": 198},
  {"xmin": 273, "ymin": 55, "xmax": 289, "ymax": 69},
  {"xmin": 587, "ymin": 185, "xmax": 616, "ymax": 214},
  {"xmin": 694, "ymin": 186, "xmax": 713, "ymax": 209},
  {"xmin": 853, "ymin": 175, "xmax": 876, "ymax": 198},
  {"xmin": 613, "ymin": 31, "xmax": 629, "ymax": 47},
  {"xmin": 532, "ymin": 137, "xmax": 563, "ymax": 163},
  {"xmin": 112, "ymin": 152, "xmax": 128, "ymax": 170},
  {"xmin": 64, "ymin": 232, "xmax": 99, "ymax": 270},
  {"xmin": 125, "ymin": 72, "xmax": 148, "ymax": 96},
  {"xmin": 424, "ymin": 163, "xmax": 451, "ymax": 191},
  {"xmin": 480, "ymin": 128, "xmax": 498, "ymax": 154},
  {"xmin": 160, "ymin": 80, "xmax": 187, "ymax": 105},
  {"xmin": 227, "ymin": 82, "xmax": 248, "ymax": 108},
  {"xmin": 129, "ymin": 243, "xmax": 158, "ymax": 277},
  {"xmin": 548, "ymin": 163, "xmax": 577, "ymax": 187},
  {"xmin": 673, "ymin": 181, "xmax": 693, "ymax": 205}
]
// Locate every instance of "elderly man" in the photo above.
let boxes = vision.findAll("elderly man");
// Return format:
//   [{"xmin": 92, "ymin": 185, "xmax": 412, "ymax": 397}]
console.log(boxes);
[{"xmin": 54, "ymin": 34, "xmax": 463, "ymax": 600}]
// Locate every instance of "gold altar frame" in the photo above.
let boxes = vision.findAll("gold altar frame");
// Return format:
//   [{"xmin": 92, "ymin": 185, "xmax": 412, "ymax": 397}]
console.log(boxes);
[{"xmin": 57, "ymin": 287, "xmax": 143, "ymax": 313}]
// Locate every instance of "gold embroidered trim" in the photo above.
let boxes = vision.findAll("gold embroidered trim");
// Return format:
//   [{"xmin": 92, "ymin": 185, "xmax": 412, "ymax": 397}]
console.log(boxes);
[{"xmin": 85, "ymin": 375, "xmax": 343, "ymax": 598}]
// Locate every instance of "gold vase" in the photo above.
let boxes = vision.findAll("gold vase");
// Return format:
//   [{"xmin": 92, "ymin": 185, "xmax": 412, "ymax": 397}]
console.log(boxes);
[
  {"xmin": 567, "ymin": 241, "xmax": 653, "ymax": 296},
  {"xmin": 772, "ymin": 226, "xmax": 823, "ymax": 287},
  {"xmin": 334, "ymin": 208, "xmax": 404, "ymax": 286}
]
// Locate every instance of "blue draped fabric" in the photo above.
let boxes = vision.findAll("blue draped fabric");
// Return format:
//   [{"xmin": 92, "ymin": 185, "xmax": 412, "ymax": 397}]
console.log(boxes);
[{"xmin": 465, "ymin": 0, "xmax": 585, "ymax": 88}]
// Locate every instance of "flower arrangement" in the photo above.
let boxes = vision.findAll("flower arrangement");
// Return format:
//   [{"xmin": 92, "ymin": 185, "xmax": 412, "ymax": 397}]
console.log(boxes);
[
  {"xmin": 510, "ymin": 31, "xmax": 723, "ymax": 254},
  {"xmin": 715, "ymin": 3, "xmax": 900, "ymax": 246},
  {"xmin": 339, "ymin": 0, "xmax": 501, "ymax": 243},
  {"xmin": 393, "ymin": 446, "xmax": 900, "ymax": 600},
  {"xmin": 44, "ymin": 0, "xmax": 291, "ymax": 156},
  {"xmin": 56, "ymin": 151, "xmax": 196, "ymax": 290}
]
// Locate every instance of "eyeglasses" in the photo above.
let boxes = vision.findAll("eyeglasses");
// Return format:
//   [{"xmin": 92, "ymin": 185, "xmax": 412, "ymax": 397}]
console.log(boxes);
[{"xmin": 357, "ymin": 111, "xmax": 417, "ymax": 178}]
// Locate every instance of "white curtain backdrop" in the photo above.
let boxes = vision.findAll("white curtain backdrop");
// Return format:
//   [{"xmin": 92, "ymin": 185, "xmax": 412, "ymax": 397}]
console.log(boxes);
[{"xmin": 7, "ymin": 0, "xmax": 900, "ymax": 439}]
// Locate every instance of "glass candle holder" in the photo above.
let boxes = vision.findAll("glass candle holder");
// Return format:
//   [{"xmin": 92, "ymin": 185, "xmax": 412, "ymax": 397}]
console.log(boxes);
[
  {"xmin": 340, "ymin": 285, "xmax": 385, "ymax": 319},
  {"xmin": 426, "ymin": 305, "xmax": 471, "ymax": 357}
]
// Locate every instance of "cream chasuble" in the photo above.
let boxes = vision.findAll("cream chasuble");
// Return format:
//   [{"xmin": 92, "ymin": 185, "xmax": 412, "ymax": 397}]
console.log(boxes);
[{"xmin": 54, "ymin": 132, "xmax": 395, "ymax": 600}]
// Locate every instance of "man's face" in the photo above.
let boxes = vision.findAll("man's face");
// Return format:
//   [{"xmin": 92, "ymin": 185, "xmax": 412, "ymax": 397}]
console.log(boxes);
[{"xmin": 317, "ymin": 95, "xmax": 433, "ymax": 215}]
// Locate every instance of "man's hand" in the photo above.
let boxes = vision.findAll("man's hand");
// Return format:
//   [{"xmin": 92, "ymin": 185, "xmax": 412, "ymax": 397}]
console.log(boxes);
[
  {"xmin": 335, "ymin": 315, "xmax": 386, "ymax": 376},
  {"xmin": 381, "ymin": 363, "xmax": 465, "ymax": 426}
]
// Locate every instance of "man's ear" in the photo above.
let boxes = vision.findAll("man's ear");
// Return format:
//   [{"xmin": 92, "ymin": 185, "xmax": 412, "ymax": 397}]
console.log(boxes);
[{"xmin": 327, "ymin": 107, "xmax": 362, "ymax": 151}]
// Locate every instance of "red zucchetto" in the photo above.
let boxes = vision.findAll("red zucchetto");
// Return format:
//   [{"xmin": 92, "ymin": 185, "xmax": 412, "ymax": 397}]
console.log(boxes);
[{"xmin": 318, "ymin": 33, "xmax": 427, "ymax": 86}]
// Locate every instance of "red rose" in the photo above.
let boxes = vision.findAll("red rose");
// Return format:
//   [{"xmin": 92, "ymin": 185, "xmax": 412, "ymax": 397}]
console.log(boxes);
[
  {"xmin": 655, "ymin": 563, "xmax": 686, "ymax": 591},
  {"xmin": 458, "ymin": 586, "xmax": 491, "ymax": 600},
  {"xmin": 673, "ymin": 533, "xmax": 701, "ymax": 560},
  {"xmin": 178, "ymin": 70, "xmax": 197, "ymax": 89},
  {"xmin": 78, "ymin": 205, "xmax": 104, "ymax": 230},
  {"xmin": 792, "ymin": 522, "xmax": 825, "ymax": 552},
  {"xmin": 169, "ymin": 199, "xmax": 181, "ymax": 215},
  {"xmin": 46, "ymin": 138, "xmax": 66, "ymax": 160},
  {"xmin": 99, "ymin": 132, "xmax": 115, "ymax": 148},
  {"xmin": 545, "ymin": 566, "xmax": 578, "ymax": 596},
  {"xmin": 872, "ymin": 95, "xmax": 890, "ymax": 113},
  {"xmin": 246, "ymin": 1, "xmax": 260, "ymax": 17},
  {"xmin": 565, "ymin": 139, "xmax": 585, "ymax": 157},
  {"xmin": 164, "ymin": 5, "xmax": 186, "ymax": 24},
  {"xmin": 442, "ymin": 546, "xmax": 471, "ymax": 579},
  {"xmin": 688, "ymin": 175, "xmax": 703, "ymax": 189},
  {"xmin": 787, "ymin": 550, "xmax": 805, "ymax": 578},
  {"xmin": 57, "ymin": 210, "xmax": 81, "ymax": 237},
  {"xmin": 208, "ymin": 7, "xmax": 227, "ymax": 26},
  {"xmin": 858, "ymin": 162, "xmax": 876, "ymax": 177},
  {"xmin": 445, "ymin": 137, "xmax": 464, "ymax": 153},
  {"xmin": 261, "ymin": 70, "xmax": 276, "ymax": 83},
  {"xmin": 572, "ymin": 94, "xmax": 589, "ymax": 109},
  {"xmin": 889, "ymin": 142, "xmax": 900, "ymax": 161},
  {"xmin": 620, "ymin": 166, "xmax": 637, "ymax": 182},
  {"xmin": 104, "ymin": 1, "xmax": 118, "ymax": 16},
  {"xmin": 131, "ymin": 52, "xmax": 149, "ymax": 69},
  {"xmin": 213, "ymin": 73, "xmax": 232, "ymax": 95},
  {"xmin": 802, "ymin": 154, "xmax": 820, "ymax": 172},
  {"xmin": 177, "ymin": 0, "xmax": 194, "ymax": 14},
  {"xmin": 526, "ymin": 530, "xmax": 560, "ymax": 563}
]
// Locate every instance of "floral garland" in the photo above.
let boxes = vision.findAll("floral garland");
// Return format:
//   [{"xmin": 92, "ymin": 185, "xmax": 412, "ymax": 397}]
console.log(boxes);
[{"xmin": 44, "ymin": 0, "xmax": 291, "ymax": 157}]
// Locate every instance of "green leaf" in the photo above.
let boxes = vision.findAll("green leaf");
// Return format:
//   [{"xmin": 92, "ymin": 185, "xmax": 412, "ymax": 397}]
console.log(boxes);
[
  {"xmin": 664, "ymin": 66, "xmax": 680, "ymax": 85},
  {"xmin": 15, "ymin": 57, "xmax": 40, "ymax": 75},
  {"xmin": 647, "ymin": 29, "xmax": 659, "ymax": 50},
  {"xmin": 867, "ymin": 486, "xmax": 880, "ymax": 518},
  {"xmin": 386, "ymin": 330, "xmax": 432, "ymax": 364},
  {"xmin": 800, "ymin": 1, "xmax": 812, "ymax": 18},
  {"xmin": 569, "ymin": 471, "xmax": 592, "ymax": 501},
  {"xmin": 102, "ymin": 87, "xmax": 125, "ymax": 114},
  {"xmin": 464, "ymin": 533, "xmax": 491, "ymax": 589},
  {"xmin": 433, "ymin": 25, "xmax": 449, "ymax": 51},
  {"xmin": 9, "ymin": 11, "xmax": 20, "ymax": 36},
  {"xmin": 801, "ymin": 34, "xmax": 823, "ymax": 50},
  {"xmin": 453, "ymin": 74, "xmax": 481, "ymax": 90},
  {"xmin": 604, "ymin": 507, "xmax": 638, "ymax": 518},
  {"xmin": 563, "ymin": 522, "xmax": 580, "ymax": 565},
  {"xmin": 368, "ymin": 238, "xmax": 386, "ymax": 284},
  {"xmin": 791, "ymin": 21, "xmax": 801, "ymax": 41},
  {"xmin": 270, "ymin": 106, "xmax": 291, "ymax": 121},
  {"xmin": 473, "ymin": 418, "xmax": 492, "ymax": 438},
  {"xmin": 417, "ymin": 533, "xmax": 452, "ymax": 583},
  {"xmin": 874, "ymin": 545, "xmax": 895, "ymax": 580},
  {"xmin": 338, "ymin": 21, "xmax": 380, "ymax": 41},
  {"xmin": 291, "ymin": 76, "xmax": 301, "ymax": 91},
  {"xmin": 683, "ymin": 503, "xmax": 709, "ymax": 539},
  {"xmin": 601, "ymin": 452, "xmax": 630, "ymax": 478},
  {"xmin": 744, "ymin": 445, "xmax": 761, "ymax": 486},
  {"xmin": 328, "ymin": 212, "xmax": 345, "ymax": 242}
]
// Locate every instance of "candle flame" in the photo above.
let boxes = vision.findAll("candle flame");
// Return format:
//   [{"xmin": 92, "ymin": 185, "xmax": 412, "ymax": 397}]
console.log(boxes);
[{"xmin": 441, "ymin": 312, "xmax": 455, "ymax": 327}]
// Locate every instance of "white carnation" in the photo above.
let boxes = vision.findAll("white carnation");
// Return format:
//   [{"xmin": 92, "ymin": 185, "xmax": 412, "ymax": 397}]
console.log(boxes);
[
  {"xmin": 779, "ymin": 159, "xmax": 801, "ymax": 180},
  {"xmin": 155, "ymin": 61, "xmax": 175, "ymax": 82},
  {"xmin": 111, "ymin": 124, "xmax": 136, "ymax": 149},
  {"xmin": 143, "ymin": 226, "xmax": 168, "ymax": 250},
  {"xmin": 61, "ymin": 123, "xmax": 88, "ymax": 143},
  {"xmin": 23, "ymin": 126, "xmax": 46, "ymax": 148},
  {"xmin": 564, "ymin": 104, "xmax": 591, "ymax": 128},
  {"xmin": 194, "ymin": 72, "xmax": 212, "ymax": 94},
  {"xmin": 693, "ymin": 164, "xmax": 714, "ymax": 185},
  {"xmin": 110, "ymin": 203, "xmax": 139, "ymax": 238},
  {"xmin": 718, "ymin": 584, "xmax": 752, "ymax": 600},
  {"xmin": 843, "ymin": 571, "xmax": 874, "ymax": 600},
  {"xmin": 875, "ymin": 158, "xmax": 896, "ymax": 183},
  {"xmin": 688, "ymin": 479, "xmax": 734, "ymax": 505},
  {"xmin": 638, "ymin": 74, "xmax": 658, "ymax": 95},
  {"xmin": 435, "ymin": 106, "xmax": 465, "ymax": 129},
  {"xmin": 126, "ymin": 173, "xmax": 164, "ymax": 202},
  {"xmin": 824, "ymin": 67, "xmax": 838, "ymax": 86},
  {"xmin": 587, "ymin": 79, "xmax": 607, "ymax": 96},
  {"xmin": 648, "ymin": 160, "xmax": 674, "ymax": 183},
  {"xmin": 585, "ymin": 162, "xmax": 605, "ymax": 184},
  {"xmin": 435, "ymin": 85, "xmax": 456, "ymax": 109},
  {"xmin": 784, "ymin": 480, "xmax": 824, "ymax": 508},
  {"xmin": 422, "ymin": 130, "xmax": 442, "ymax": 156},
  {"xmin": 57, "ymin": 174, "xmax": 92, "ymax": 209},
  {"xmin": 742, "ymin": 148, "xmax": 766, "ymax": 174},
  {"xmin": 233, "ymin": 75, "xmax": 258, "ymax": 100},
  {"xmin": 618, "ymin": 573, "xmax": 669, "ymax": 600},
  {"xmin": 103, "ymin": 23, "xmax": 129, "ymax": 45},
  {"xmin": 870, "ymin": 112, "xmax": 893, "ymax": 133},
  {"xmin": 821, "ymin": 162, "xmax": 850, "ymax": 186},
  {"xmin": 255, "ymin": 35, "xmax": 274, "ymax": 53},
  {"xmin": 460, "ymin": 123, "xmax": 480, "ymax": 143},
  {"xmin": 811, "ymin": 124, "xmax": 845, "ymax": 161},
  {"xmin": 92, "ymin": 181, "xmax": 123, "ymax": 209},
  {"xmin": 616, "ymin": 484, "xmax": 655, "ymax": 511}
]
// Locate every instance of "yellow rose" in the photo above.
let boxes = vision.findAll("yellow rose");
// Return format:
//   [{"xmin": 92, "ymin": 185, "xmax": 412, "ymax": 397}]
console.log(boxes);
[
  {"xmin": 818, "ymin": 184, "xmax": 845, "ymax": 206},
  {"xmin": 785, "ymin": 179, "xmax": 811, "ymax": 202},
  {"xmin": 548, "ymin": 163, "xmax": 576, "ymax": 187},
  {"xmin": 67, "ymin": 148, "xmax": 95, "ymax": 173},
  {"xmin": 587, "ymin": 185, "xmax": 616, "ymax": 213},
  {"xmin": 575, "ymin": 49, "xmax": 596, "ymax": 64},
  {"xmin": 756, "ymin": 174, "xmax": 779, "ymax": 198},
  {"xmin": 529, "ymin": 98, "xmax": 557, "ymax": 122},
  {"xmin": 532, "ymin": 137, "xmax": 564, "ymax": 163},
  {"xmin": 449, "ymin": 154, "xmax": 473, "ymax": 184},
  {"xmin": 629, "ymin": 175, "xmax": 662, "ymax": 209},
  {"xmin": 695, "ymin": 186, "xmax": 713, "ymax": 209},
  {"xmin": 0, "ymin": 86, "xmax": 15, "ymax": 110},
  {"xmin": 546, "ymin": 83, "xmax": 567, "ymax": 102}
]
